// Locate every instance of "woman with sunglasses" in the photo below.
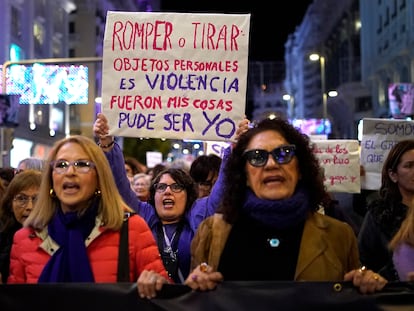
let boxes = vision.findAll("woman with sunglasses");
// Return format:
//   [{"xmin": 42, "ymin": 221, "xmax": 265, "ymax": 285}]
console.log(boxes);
[
  {"xmin": 184, "ymin": 117, "xmax": 387, "ymax": 294},
  {"xmin": 7, "ymin": 135, "xmax": 171, "ymax": 299}
]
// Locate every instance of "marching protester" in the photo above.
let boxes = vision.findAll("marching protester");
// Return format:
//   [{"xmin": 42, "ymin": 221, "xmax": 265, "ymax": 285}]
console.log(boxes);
[
  {"xmin": 146, "ymin": 117, "xmax": 390, "ymax": 296},
  {"xmin": 6, "ymin": 135, "xmax": 171, "ymax": 299},
  {"xmin": 360, "ymin": 140, "xmax": 414, "ymax": 281},
  {"xmin": 93, "ymin": 112, "xmax": 247, "ymax": 285}
]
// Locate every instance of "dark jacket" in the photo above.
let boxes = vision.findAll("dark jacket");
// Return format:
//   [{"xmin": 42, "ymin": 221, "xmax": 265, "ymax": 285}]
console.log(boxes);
[
  {"xmin": 357, "ymin": 198, "xmax": 407, "ymax": 281},
  {"xmin": 104, "ymin": 143, "xmax": 226, "ymax": 282},
  {"xmin": 191, "ymin": 212, "xmax": 360, "ymax": 281},
  {"xmin": 0, "ymin": 222, "xmax": 21, "ymax": 283}
]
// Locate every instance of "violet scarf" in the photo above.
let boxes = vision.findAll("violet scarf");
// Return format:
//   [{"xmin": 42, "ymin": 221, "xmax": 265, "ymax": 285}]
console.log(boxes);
[
  {"xmin": 38, "ymin": 201, "xmax": 99, "ymax": 283},
  {"xmin": 242, "ymin": 185, "xmax": 311, "ymax": 229}
]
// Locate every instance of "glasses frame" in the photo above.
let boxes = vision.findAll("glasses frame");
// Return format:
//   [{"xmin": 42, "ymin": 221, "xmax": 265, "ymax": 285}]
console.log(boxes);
[
  {"xmin": 13, "ymin": 194, "xmax": 38, "ymax": 208},
  {"xmin": 243, "ymin": 144, "xmax": 296, "ymax": 167},
  {"xmin": 154, "ymin": 183, "xmax": 185, "ymax": 193},
  {"xmin": 51, "ymin": 160, "xmax": 96, "ymax": 174}
]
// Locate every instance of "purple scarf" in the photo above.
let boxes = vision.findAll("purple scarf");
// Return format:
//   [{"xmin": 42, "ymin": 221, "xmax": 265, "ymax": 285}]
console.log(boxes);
[
  {"xmin": 38, "ymin": 201, "xmax": 99, "ymax": 283},
  {"xmin": 242, "ymin": 185, "xmax": 311, "ymax": 229}
]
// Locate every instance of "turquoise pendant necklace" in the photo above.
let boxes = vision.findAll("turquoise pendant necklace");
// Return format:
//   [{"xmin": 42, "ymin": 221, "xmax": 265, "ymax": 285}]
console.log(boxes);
[{"xmin": 268, "ymin": 238, "xmax": 280, "ymax": 248}]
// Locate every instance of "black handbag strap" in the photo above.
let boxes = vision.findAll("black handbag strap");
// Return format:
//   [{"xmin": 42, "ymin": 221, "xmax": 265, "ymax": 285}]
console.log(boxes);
[{"xmin": 117, "ymin": 212, "xmax": 134, "ymax": 282}]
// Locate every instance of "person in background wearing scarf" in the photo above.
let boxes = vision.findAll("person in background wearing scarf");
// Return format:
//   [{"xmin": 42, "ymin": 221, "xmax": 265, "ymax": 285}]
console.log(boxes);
[
  {"xmin": 184, "ymin": 117, "xmax": 387, "ymax": 294},
  {"xmin": 7, "ymin": 135, "xmax": 171, "ymax": 299}
]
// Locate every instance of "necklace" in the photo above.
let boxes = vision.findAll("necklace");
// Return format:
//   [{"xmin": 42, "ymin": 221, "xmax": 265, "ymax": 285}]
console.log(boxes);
[
  {"xmin": 162, "ymin": 226, "xmax": 177, "ymax": 258},
  {"xmin": 268, "ymin": 238, "xmax": 280, "ymax": 248}
]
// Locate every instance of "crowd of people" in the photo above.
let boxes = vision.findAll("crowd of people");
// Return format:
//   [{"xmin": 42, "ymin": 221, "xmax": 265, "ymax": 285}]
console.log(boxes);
[{"xmin": 3, "ymin": 113, "xmax": 414, "ymax": 300}]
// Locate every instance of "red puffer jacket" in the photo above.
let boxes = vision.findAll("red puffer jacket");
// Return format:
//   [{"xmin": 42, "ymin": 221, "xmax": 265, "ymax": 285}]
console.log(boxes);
[{"xmin": 8, "ymin": 214, "xmax": 170, "ymax": 283}]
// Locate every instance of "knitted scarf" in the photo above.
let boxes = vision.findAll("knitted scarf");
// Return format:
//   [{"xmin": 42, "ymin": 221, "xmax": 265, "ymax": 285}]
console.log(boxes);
[
  {"xmin": 242, "ymin": 185, "xmax": 311, "ymax": 230},
  {"xmin": 38, "ymin": 200, "xmax": 99, "ymax": 283}
]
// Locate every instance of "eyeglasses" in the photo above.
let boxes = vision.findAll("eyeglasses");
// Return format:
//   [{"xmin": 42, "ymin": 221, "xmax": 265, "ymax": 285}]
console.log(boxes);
[
  {"xmin": 13, "ymin": 194, "xmax": 38, "ymax": 208},
  {"xmin": 243, "ymin": 145, "xmax": 296, "ymax": 167},
  {"xmin": 154, "ymin": 183, "xmax": 185, "ymax": 193},
  {"xmin": 51, "ymin": 160, "xmax": 95, "ymax": 174}
]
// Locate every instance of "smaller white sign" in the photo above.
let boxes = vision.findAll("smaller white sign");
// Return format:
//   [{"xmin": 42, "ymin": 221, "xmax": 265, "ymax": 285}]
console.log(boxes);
[{"xmin": 146, "ymin": 151, "xmax": 163, "ymax": 168}]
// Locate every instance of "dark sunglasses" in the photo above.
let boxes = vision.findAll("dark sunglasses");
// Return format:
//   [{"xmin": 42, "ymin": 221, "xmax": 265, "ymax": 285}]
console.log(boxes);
[{"xmin": 243, "ymin": 145, "xmax": 296, "ymax": 167}]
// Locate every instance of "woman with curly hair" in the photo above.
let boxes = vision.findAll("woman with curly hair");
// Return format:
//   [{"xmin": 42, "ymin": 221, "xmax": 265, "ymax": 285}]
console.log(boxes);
[{"xmin": 184, "ymin": 117, "xmax": 387, "ymax": 294}]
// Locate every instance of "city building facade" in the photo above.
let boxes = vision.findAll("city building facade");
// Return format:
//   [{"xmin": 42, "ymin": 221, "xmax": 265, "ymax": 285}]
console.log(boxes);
[
  {"xmin": 2, "ymin": 0, "xmax": 414, "ymax": 167},
  {"xmin": 283, "ymin": 0, "xmax": 414, "ymax": 139},
  {"xmin": 0, "ymin": 0, "xmax": 157, "ymax": 167}
]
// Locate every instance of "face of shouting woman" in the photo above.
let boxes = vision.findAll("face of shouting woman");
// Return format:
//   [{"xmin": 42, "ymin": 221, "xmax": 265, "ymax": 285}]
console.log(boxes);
[
  {"xmin": 154, "ymin": 173, "xmax": 187, "ymax": 224},
  {"xmin": 245, "ymin": 130, "xmax": 300, "ymax": 200},
  {"xmin": 51, "ymin": 142, "xmax": 98, "ymax": 213}
]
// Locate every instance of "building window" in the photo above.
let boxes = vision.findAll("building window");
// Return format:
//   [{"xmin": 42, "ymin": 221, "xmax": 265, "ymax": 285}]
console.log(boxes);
[
  {"xmin": 11, "ymin": 6, "xmax": 21, "ymax": 39},
  {"xmin": 69, "ymin": 21, "xmax": 75, "ymax": 33},
  {"xmin": 391, "ymin": 0, "xmax": 397, "ymax": 18},
  {"xmin": 355, "ymin": 96, "xmax": 372, "ymax": 112},
  {"xmin": 384, "ymin": 7, "xmax": 389, "ymax": 26},
  {"xmin": 377, "ymin": 15, "xmax": 382, "ymax": 34},
  {"xmin": 33, "ymin": 20, "xmax": 45, "ymax": 54}
]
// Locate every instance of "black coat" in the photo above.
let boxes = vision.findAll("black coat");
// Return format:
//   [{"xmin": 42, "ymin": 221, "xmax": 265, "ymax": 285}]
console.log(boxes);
[{"xmin": 357, "ymin": 198, "xmax": 407, "ymax": 281}]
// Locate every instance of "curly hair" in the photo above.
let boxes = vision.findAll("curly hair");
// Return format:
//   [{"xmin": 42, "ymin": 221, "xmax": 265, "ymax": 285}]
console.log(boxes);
[
  {"xmin": 148, "ymin": 168, "xmax": 198, "ymax": 215},
  {"xmin": 189, "ymin": 154, "xmax": 222, "ymax": 184},
  {"xmin": 218, "ymin": 118, "xmax": 327, "ymax": 223}
]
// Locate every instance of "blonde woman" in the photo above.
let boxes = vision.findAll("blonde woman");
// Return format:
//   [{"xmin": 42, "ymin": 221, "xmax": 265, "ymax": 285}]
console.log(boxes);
[{"xmin": 7, "ymin": 135, "xmax": 171, "ymax": 299}]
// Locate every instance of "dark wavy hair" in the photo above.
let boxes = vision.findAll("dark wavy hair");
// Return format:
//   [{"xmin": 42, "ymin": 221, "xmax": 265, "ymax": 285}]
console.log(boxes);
[
  {"xmin": 380, "ymin": 139, "xmax": 414, "ymax": 203},
  {"xmin": 189, "ymin": 154, "xmax": 222, "ymax": 183},
  {"xmin": 148, "ymin": 168, "xmax": 198, "ymax": 215},
  {"xmin": 218, "ymin": 118, "xmax": 327, "ymax": 223}
]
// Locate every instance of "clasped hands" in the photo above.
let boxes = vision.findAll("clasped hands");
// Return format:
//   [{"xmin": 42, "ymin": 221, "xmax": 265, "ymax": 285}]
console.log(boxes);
[
  {"xmin": 344, "ymin": 266, "xmax": 388, "ymax": 294},
  {"xmin": 184, "ymin": 262, "xmax": 224, "ymax": 291},
  {"xmin": 136, "ymin": 263, "xmax": 223, "ymax": 299},
  {"xmin": 183, "ymin": 264, "xmax": 388, "ymax": 294}
]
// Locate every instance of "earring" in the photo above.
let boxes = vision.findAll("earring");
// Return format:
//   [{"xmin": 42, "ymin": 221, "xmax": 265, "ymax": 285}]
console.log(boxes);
[
  {"xmin": 95, "ymin": 189, "xmax": 101, "ymax": 196},
  {"xmin": 49, "ymin": 189, "xmax": 56, "ymax": 197}
]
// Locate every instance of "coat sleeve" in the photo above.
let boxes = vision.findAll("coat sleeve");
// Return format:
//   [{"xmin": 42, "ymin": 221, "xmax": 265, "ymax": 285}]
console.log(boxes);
[
  {"xmin": 104, "ymin": 143, "xmax": 142, "ymax": 214},
  {"xmin": 128, "ymin": 215, "xmax": 172, "ymax": 282},
  {"xmin": 7, "ymin": 231, "xmax": 27, "ymax": 283},
  {"xmin": 358, "ymin": 210, "xmax": 393, "ymax": 276},
  {"xmin": 188, "ymin": 146, "xmax": 231, "ymax": 230}
]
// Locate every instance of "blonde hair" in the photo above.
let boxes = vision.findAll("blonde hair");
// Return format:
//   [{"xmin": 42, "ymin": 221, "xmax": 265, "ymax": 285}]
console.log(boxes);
[
  {"xmin": 25, "ymin": 135, "xmax": 133, "ymax": 231},
  {"xmin": 389, "ymin": 206, "xmax": 414, "ymax": 250}
]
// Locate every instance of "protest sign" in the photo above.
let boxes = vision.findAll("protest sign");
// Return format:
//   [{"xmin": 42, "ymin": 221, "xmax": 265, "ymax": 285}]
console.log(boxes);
[
  {"xmin": 101, "ymin": 11, "xmax": 250, "ymax": 142},
  {"xmin": 360, "ymin": 118, "xmax": 414, "ymax": 190},
  {"xmin": 204, "ymin": 140, "xmax": 231, "ymax": 158},
  {"xmin": 388, "ymin": 83, "xmax": 414, "ymax": 119},
  {"xmin": 312, "ymin": 140, "xmax": 360, "ymax": 193}
]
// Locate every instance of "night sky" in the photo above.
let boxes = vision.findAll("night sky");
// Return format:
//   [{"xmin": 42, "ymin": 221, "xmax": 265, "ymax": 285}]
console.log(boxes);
[{"xmin": 159, "ymin": 0, "xmax": 312, "ymax": 62}]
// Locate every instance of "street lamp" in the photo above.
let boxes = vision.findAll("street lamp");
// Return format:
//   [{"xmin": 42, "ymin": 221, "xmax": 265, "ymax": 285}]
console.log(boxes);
[
  {"xmin": 309, "ymin": 53, "xmax": 327, "ymax": 133},
  {"xmin": 283, "ymin": 94, "xmax": 294, "ymax": 120}
]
